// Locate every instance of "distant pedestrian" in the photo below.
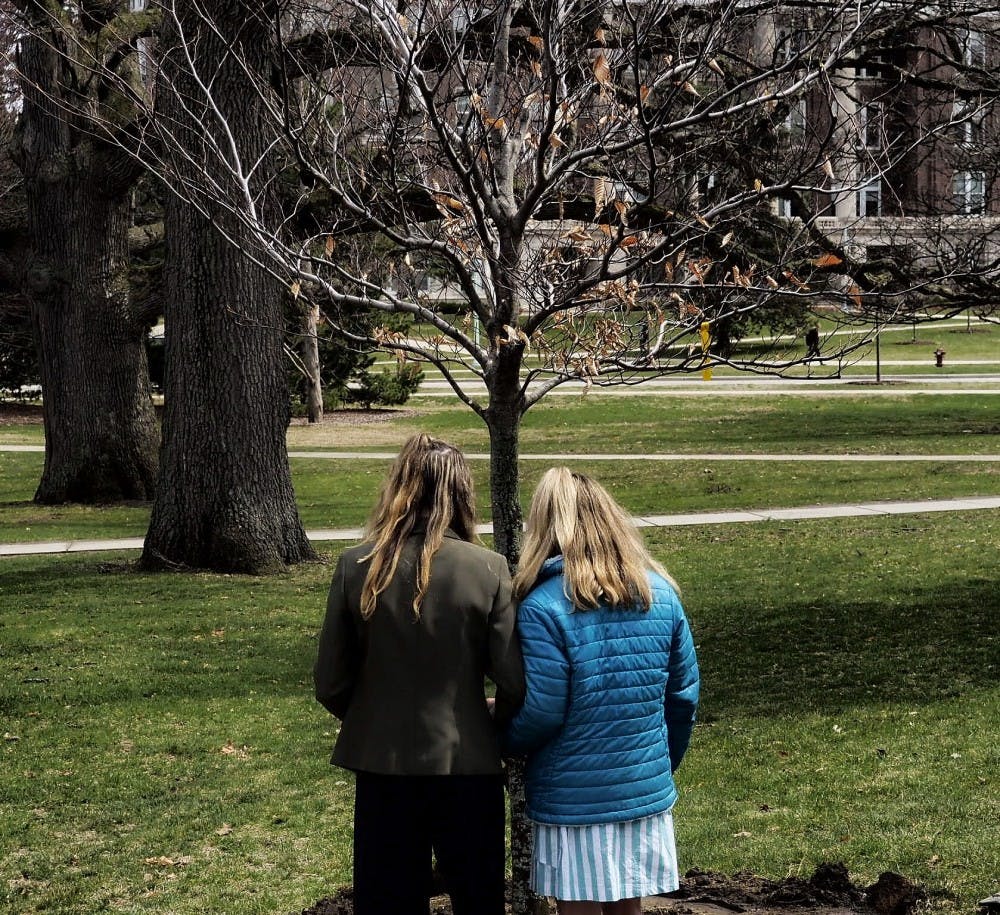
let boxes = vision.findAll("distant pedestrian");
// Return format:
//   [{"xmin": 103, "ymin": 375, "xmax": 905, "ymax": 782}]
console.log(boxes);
[
  {"xmin": 805, "ymin": 324, "xmax": 821, "ymax": 359},
  {"xmin": 504, "ymin": 468, "xmax": 700, "ymax": 915},
  {"xmin": 314, "ymin": 434, "xmax": 525, "ymax": 915}
]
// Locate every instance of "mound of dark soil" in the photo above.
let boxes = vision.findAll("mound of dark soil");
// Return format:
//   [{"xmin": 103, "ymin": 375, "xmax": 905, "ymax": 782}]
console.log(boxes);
[
  {"xmin": 302, "ymin": 863, "xmax": 926, "ymax": 915},
  {"xmin": 660, "ymin": 861, "xmax": 866, "ymax": 911},
  {"xmin": 864, "ymin": 872, "xmax": 927, "ymax": 915}
]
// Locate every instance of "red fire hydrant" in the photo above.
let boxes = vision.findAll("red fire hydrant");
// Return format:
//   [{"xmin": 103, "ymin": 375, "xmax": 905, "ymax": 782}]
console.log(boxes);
[{"xmin": 934, "ymin": 348, "xmax": 946, "ymax": 367}]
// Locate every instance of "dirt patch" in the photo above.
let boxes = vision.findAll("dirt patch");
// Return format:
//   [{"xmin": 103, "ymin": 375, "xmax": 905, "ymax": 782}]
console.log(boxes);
[
  {"xmin": 301, "ymin": 864, "xmax": 926, "ymax": 915},
  {"xmin": 288, "ymin": 408, "xmax": 422, "ymax": 428},
  {"xmin": 863, "ymin": 873, "xmax": 927, "ymax": 915},
  {"xmin": 286, "ymin": 408, "xmax": 437, "ymax": 449},
  {"xmin": 0, "ymin": 402, "xmax": 43, "ymax": 425},
  {"xmin": 0, "ymin": 403, "xmax": 422, "ymax": 429}
]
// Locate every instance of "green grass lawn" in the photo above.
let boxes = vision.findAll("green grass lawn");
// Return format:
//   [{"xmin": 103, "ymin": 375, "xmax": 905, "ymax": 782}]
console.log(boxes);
[
  {"xmin": 395, "ymin": 316, "xmax": 998, "ymax": 384},
  {"xmin": 1, "ymin": 391, "xmax": 998, "ymax": 912},
  {"xmin": 2, "ymin": 511, "xmax": 997, "ymax": 914},
  {"xmin": 285, "ymin": 393, "xmax": 1000, "ymax": 456},
  {"xmin": 2, "ymin": 449, "xmax": 999, "ymax": 545},
  {"xmin": 2, "ymin": 394, "xmax": 999, "ymax": 544},
  {"xmin": 5, "ymin": 394, "xmax": 995, "ymax": 457}
]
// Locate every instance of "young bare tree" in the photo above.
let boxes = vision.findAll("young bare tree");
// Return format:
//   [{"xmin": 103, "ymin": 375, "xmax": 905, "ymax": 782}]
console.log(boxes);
[
  {"xmin": 132, "ymin": 0, "xmax": 998, "ymax": 564},
  {"xmin": 6, "ymin": 0, "xmax": 160, "ymax": 502},
  {"xmin": 117, "ymin": 2, "xmax": 998, "ymax": 906}
]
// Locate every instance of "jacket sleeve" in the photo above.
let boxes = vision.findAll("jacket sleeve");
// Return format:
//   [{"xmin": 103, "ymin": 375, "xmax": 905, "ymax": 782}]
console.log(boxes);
[
  {"xmin": 502, "ymin": 594, "xmax": 570, "ymax": 756},
  {"xmin": 486, "ymin": 561, "xmax": 527, "ymax": 729},
  {"xmin": 665, "ymin": 601, "xmax": 699, "ymax": 772},
  {"xmin": 314, "ymin": 554, "xmax": 360, "ymax": 719}
]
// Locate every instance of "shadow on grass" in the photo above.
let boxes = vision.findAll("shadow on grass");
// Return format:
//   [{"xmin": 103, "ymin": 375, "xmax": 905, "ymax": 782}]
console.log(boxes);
[
  {"xmin": 695, "ymin": 576, "xmax": 999, "ymax": 719},
  {"xmin": 2, "ymin": 552, "xmax": 996, "ymax": 722}
]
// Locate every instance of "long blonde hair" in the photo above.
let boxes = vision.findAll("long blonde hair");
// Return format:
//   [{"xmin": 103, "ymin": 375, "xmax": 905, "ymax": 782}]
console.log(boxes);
[
  {"xmin": 513, "ymin": 467, "xmax": 677, "ymax": 610},
  {"xmin": 360, "ymin": 434, "xmax": 477, "ymax": 619}
]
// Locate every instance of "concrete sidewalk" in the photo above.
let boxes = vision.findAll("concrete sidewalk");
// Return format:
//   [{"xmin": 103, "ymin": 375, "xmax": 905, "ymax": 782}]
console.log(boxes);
[
  {"xmin": 7, "ymin": 444, "xmax": 1000, "ymax": 463},
  {"xmin": 289, "ymin": 450, "xmax": 1000, "ymax": 463},
  {"xmin": 3, "ymin": 496, "xmax": 998, "ymax": 557}
]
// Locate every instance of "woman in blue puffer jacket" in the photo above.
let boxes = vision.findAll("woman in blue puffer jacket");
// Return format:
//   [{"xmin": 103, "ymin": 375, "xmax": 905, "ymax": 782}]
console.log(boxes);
[{"xmin": 504, "ymin": 468, "xmax": 700, "ymax": 915}]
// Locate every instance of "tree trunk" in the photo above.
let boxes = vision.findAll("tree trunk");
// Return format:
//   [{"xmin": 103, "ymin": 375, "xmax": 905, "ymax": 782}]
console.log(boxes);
[
  {"xmin": 16, "ymin": 28, "xmax": 159, "ymax": 504},
  {"xmin": 141, "ymin": 0, "xmax": 315, "ymax": 572},
  {"xmin": 484, "ymin": 349, "xmax": 542, "ymax": 915},
  {"xmin": 486, "ymin": 403, "xmax": 536, "ymax": 915},
  {"xmin": 302, "ymin": 302, "xmax": 324, "ymax": 423},
  {"xmin": 484, "ymin": 391, "xmax": 523, "ymax": 567}
]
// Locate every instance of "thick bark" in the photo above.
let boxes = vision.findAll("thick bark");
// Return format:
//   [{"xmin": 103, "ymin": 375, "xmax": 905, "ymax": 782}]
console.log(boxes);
[
  {"xmin": 142, "ymin": 0, "xmax": 315, "ymax": 572},
  {"xmin": 15, "ymin": 29, "xmax": 159, "ymax": 503}
]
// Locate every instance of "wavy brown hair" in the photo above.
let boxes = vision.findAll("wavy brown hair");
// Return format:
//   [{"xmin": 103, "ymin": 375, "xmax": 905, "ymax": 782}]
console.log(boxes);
[
  {"xmin": 359, "ymin": 434, "xmax": 477, "ymax": 619},
  {"xmin": 513, "ymin": 467, "xmax": 677, "ymax": 610}
]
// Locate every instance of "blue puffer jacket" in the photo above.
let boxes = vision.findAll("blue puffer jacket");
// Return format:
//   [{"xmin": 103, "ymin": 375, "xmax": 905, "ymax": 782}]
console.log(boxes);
[{"xmin": 503, "ymin": 557, "xmax": 699, "ymax": 825}]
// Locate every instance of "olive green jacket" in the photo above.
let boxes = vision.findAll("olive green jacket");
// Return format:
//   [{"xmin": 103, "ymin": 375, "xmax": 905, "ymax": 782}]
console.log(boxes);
[{"xmin": 314, "ymin": 531, "xmax": 526, "ymax": 776}]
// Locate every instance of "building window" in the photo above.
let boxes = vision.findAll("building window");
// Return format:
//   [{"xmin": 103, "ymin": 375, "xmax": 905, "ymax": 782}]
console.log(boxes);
[
  {"xmin": 953, "ymin": 170, "xmax": 986, "ymax": 214},
  {"xmin": 137, "ymin": 37, "xmax": 150, "ymax": 82},
  {"xmin": 776, "ymin": 28, "xmax": 806, "ymax": 63},
  {"xmin": 952, "ymin": 99, "xmax": 984, "ymax": 147},
  {"xmin": 860, "ymin": 103, "xmax": 883, "ymax": 149},
  {"xmin": 856, "ymin": 49, "xmax": 886, "ymax": 79},
  {"xmin": 784, "ymin": 97, "xmax": 807, "ymax": 134},
  {"xmin": 775, "ymin": 196, "xmax": 803, "ymax": 219},
  {"xmin": 857, "ymin": 178, "xmax": 882, "ymax": 217},
  {"xmin": 696, "ymin": 172, "xmax": 717, "ymax": 204},
  {"xmin": 454, "ymin": 93, "xmax": 471, "ymax": 120},
  {"xmin": 449, "ymin": 6, "xmax": 472, "ymax": 33},
  {"xmin": 961, "ymin": 29, "xmax": 986, "ymax": 68}
]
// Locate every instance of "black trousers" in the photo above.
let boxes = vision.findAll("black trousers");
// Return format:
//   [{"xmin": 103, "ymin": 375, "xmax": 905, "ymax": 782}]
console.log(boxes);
[{"xmin": 353, "ymin": 771, "xmax": 506, "ymax": 915}]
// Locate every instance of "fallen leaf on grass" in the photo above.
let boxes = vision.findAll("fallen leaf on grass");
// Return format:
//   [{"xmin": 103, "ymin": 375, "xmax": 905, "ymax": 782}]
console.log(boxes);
[
  {"xmin": 3, "ymin": 733, "xmax": 20, "ymax": 741},
  {"xmin": 144, "ymin": 855, "xmax": 192, "ymax": 867},
  {"xmin": 732, "ymin": 830, "xmax": 752, "ymax": 838},
  {"xmin": 216, "ymin": 824, "xmax": 233, "ymax": 836},
  {"xmin": 220, "ymin": 741, "xmax": 250, "ymax": 759}
]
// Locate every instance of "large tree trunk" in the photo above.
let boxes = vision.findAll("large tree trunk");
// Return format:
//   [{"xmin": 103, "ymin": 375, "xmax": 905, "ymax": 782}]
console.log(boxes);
[
  {"xmin": 15, "ymin": 25, "xmax": 159, "ymax": 503},
  {"xmin": 141, "ymin": 0, "xmax": 315, "ymax": 572}
]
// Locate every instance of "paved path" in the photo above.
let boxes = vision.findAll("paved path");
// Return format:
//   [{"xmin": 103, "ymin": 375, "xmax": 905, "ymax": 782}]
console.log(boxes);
[
  {"xmin": 288, "ymin": 450, "xmax": 1000, "ymax": 462},
  {"xmin": 412, "ymin": 374, "xmax": 1000, "ymax": 398},
  {"xmin": 5, "ymin": 444, "xmax": 1000, "ymax": 462},
  {"xmin": 3, "ymin": 496, "xmax": 998, "ymax": 556}
]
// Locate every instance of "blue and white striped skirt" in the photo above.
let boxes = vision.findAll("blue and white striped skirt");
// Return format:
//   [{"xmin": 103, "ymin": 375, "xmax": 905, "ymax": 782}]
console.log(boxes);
[{"xmin": 530, "ymin": 809, "xmax": 679, "ymax": 902}]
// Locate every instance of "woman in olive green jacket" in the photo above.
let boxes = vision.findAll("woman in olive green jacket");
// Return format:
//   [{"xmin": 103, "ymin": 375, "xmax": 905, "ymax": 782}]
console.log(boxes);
[{"xmin": 314, "ymin": 434, "xmax": 525, "ymax": 915}]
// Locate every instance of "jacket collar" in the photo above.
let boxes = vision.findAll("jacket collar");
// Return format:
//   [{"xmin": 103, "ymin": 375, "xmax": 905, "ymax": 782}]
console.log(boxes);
[
  {"xmin": 538, "ymin": 555, "xmax": 564, "ymax": 581},
  {"xmin": 409, "ymin": 525, "xmax": 462, "ymax": 540}
]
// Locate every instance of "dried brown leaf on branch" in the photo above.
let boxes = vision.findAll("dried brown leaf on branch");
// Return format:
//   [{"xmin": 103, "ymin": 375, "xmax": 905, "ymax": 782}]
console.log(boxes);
[{"xmin": 593, "ymin": 53, "xmax": 611, "ymax": 87}]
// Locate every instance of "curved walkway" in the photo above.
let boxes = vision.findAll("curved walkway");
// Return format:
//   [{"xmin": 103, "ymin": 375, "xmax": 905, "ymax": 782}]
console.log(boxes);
[
  {"xmin": 289, "ymin": 450, "xmax": 1000, "ymax": 463},
  {"xmin": 7, "ymin": 444, "xmax": 1000, "ymax": 464},
  {"xmin": 3, "ymin": 495, "xmax": 999, "ymax": 556}
]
